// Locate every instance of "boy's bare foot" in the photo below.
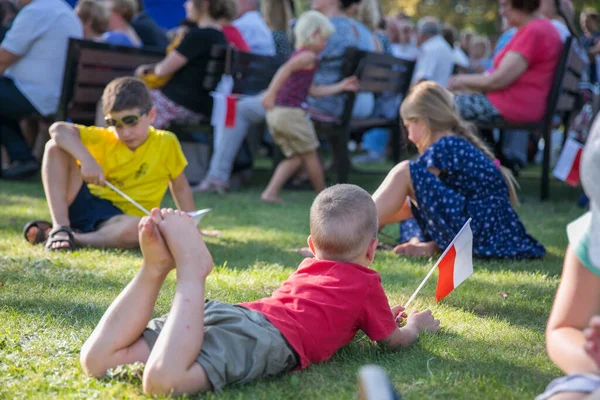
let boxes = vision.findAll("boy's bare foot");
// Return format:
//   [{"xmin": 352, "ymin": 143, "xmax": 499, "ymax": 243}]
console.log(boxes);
[
  {"xmin": 294, "ymin": 247, "xmax": 314, "ymax": 258},
  {"xmin": 157, "ymin": 209, "xmax": 213, "ymax": 278},
  {"xmin": 393, "ymin": 240, "xmax": 439, "ymax": 258},
  {"xmin": 139, "ymin": 209, "xmax": 175, "ymax": 275},
  {"xmin": 261, "ymin": 193, "xmax": 284, "ymax": 204}
]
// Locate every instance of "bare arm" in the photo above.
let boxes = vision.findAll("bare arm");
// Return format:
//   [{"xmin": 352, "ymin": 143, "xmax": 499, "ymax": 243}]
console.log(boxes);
[
  {"xmin": 378, "ymin": 309, "xmax": 440, "ymax": 351},
  {"xmin": 153, "ymin": 51, "xmax": 188, "ymax": 77},
  {"xmin": 449, "ymin": 52, "xmax": 528, "ymax": 92},
  {"xmin": 546, "ymin": 246, "xmax": 600, "ymax": 374},
  {"xmin": 49, "ymin": 122, "xmax": 105, "ymax": 185},
  {"xmin": 169, "ymin": 172, "xmax": 195, "ymax": 212},
  {"xmin": 49, "ymin": 122, "xmax": 96, "ymax": 166},
  {"xmin": 308, "ymin": 78, "xmax": 356, "ymax": 98},
  {"xmin": 0, "ymin": 47, "xmax": 20, "ymax": 75}
]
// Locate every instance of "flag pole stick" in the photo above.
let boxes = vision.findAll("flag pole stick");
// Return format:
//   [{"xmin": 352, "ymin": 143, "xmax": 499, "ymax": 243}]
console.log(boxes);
[
  {"xmin": 105, "ymin": 181, "xmax": 151, "ymax": 216},
  {"xmin": 399, "ymin": 218, "xmax": 473, "ymax": 315}
]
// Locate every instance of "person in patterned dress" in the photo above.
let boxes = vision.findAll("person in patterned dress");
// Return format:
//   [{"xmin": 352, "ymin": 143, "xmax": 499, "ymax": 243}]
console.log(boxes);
[{"xmin": 372, "ymin": 81, "xmax": 545, "ymax": 259}]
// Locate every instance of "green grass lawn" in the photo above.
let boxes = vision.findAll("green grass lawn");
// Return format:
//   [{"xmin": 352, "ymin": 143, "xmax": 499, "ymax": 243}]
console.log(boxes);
[{"xmin": 0, "ymin": 168, "xmax": 585, "ymax": 399}]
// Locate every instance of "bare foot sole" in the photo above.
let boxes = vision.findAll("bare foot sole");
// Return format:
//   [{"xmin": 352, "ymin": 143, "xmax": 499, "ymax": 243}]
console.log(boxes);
[
  {"xmin": 201, "ymin": 229, "xmax": 222, "ymax": 237},
  {"xmin": 261, "ymin": 194, "xmax": 284, "ymax": 204},
  {"xmin": 393, "ymin": 241, "xmax": 439, "ymax": 258}
]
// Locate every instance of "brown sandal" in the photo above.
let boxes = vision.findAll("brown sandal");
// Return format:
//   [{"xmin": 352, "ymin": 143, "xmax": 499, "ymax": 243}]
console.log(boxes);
[
  {"xmin": 23, "ymin": 220, "xmax": 52, "ymax": 245},
  {"xmin": 45, "ymin": 226, "xmax": 76, "ymax": 251}
]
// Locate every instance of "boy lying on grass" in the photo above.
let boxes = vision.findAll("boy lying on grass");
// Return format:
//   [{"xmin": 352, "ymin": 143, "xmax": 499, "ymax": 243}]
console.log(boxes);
[{"xmin": 80, "ymin": 184, "xmax": 440, "ymax": 395}]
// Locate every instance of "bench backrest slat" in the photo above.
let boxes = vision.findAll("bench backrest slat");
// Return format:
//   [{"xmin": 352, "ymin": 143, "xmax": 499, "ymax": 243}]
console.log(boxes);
[
  {"xmin": 57, "ymin": 38, "xmax": 165, "ymax": 124},
  {"xmin": 545, "ymin": 37, "xmax": 586, "ymax": 116},
  {"xmin": 338, "ymin": 47, "xmax": 415, "ymax": 123}
]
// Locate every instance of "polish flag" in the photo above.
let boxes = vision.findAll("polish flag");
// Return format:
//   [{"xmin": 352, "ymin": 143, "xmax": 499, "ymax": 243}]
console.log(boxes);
[
  {"xmin": 211, "ymin": 93, "xmax": 237, "ymax": 128},
  {"xmin": 210, "ymin": 75, "xmax": 237, "ymax": 129},
  {"xmin": 435, "ymin": 219, "xmax": 474, "ymax": 302},
  {"xmin": 553, "ymin": 138, "xmax": 584, "ymax": 187}
]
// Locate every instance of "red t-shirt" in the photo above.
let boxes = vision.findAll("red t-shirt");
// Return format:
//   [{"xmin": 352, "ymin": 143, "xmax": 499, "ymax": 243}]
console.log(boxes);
[
  {"xmin": 221, "ymin": 24, "xmax": 250, "ymax": 52},
  {"xmin": 240, "ymin": 258, "xmax": 398, "ymax": 368},
  {"xmin": 486, "ymin": 19, "xmax": 562, "ymax": 123}
]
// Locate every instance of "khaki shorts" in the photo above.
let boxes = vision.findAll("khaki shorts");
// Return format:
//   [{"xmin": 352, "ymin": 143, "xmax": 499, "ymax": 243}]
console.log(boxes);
[
  {"xmin": 266, "ymin": 107, "xmax": 319, "ymax": 158},
  {"xmin": 142, "ymin": 300, "xmax": 299, "ymax": 391}
]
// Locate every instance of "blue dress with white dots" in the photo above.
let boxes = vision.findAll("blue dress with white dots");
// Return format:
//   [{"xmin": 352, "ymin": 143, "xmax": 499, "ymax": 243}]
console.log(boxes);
[{"xmin": 402, "ymin": 136, "xmax": 545, "ymax": 259}]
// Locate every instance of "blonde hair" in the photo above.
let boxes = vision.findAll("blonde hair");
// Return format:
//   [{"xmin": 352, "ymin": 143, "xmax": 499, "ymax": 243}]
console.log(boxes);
[
  {"xmin": 357, "ymin": 0, "xmax": 381, "ymax": 31},
  {"xmin": 471, "ymin": 35, "xmax": 491, "ymax": 58},
  {"xmin": 400, "ymin": 81, "xmax": 520, "ymax": 206},
  {"xmin": 109, "ymin": 0, "xmax": 138, "ymax": 22},
  {"xmin": 261, "ymin": 0, "xmax": 293, "ymax": 31},
  {"xmin": 75, "ymin": 0, "xmax": 109, "ymax": 35},
  {"xmin": 310, "ymin": 184, "xmax": 378, "ymax": 262},
  {"xmin": 294, "ymin": 10, "xmax": 335, "ymax": 49},
  {"xmin": 216, "ymin": 0, "xmax": 237, "ymax": 21}
]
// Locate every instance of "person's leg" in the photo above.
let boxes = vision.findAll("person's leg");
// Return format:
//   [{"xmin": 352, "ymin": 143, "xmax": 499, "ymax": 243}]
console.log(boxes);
[
  {"xmin": 0, "ymin": 78, "xmax": 38, "ymax": 172},
  {"xmin": 299, "ymin": 150, "xmax": 325, "ymax": 193},
  {"xmin": 261, "ymin": 155, "xmax": 303, "ymax": 202},
  {"xmin": 24, "ymin": 139, "xmax": 85, "ymax": 248},
  {"xmin": 206, "ymin": 95, "xmax": 266, "ymax": 184},
  {"xmin": 372, "ymin": 160, "xmax": 415, "ymax": 227},
  {"xmin": 501, "ymin": 129, "xmax": 529, "ymax": 166},
  {"xmin": 74, "ymin": 214, "xmax": 141, "ymax": 249},
  {"xmin": 142, "ymin": 209, "xmax": 213, "ymax": 396},
  {"xmin": 80, "ymin": 210, "xmax": 174, "ymax": 378},
  {"xmin": 42, "ymin": 139, "xmax": 84, "ymax": 228}
]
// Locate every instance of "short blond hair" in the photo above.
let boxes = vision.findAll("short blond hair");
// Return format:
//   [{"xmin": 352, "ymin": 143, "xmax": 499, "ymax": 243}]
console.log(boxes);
[
  {"xmin": 294, "ymin": 10, "xmax": 335, "ymax": 49},
  {"xmin": 109, "ymin": 0, "xmax": 138, "ymax": 22},
  {"xmin": 75, "ymin": 0, "xmax": 109, "ymax": 35},
  {"xmin": 310, "ymin": 184, "xmax": 378, "ymax": 261}
]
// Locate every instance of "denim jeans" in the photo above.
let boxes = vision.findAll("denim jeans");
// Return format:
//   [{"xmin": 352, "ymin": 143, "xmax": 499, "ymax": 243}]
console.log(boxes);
[{"xmin": 0, "ymin": 77, "xmax": 38, "ymax": 163}]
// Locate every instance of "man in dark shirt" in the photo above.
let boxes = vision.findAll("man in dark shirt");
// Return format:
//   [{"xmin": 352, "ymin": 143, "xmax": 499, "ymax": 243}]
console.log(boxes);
[{"xmin": 131, "ymin": 0, "xmax": 168, "ymax": 50}]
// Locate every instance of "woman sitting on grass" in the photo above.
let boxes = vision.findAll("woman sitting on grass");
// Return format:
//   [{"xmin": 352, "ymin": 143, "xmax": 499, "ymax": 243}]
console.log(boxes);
[{"xmin": 372, "ymin": 81, "xmax": 545, "ymax": 259}]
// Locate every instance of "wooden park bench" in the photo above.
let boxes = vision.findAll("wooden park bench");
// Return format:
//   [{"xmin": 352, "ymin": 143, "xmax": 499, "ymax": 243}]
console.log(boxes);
[
  {"xmin": 476, "ymin": 36, "xmax": 586, "ymax": 200},
  {"xmin": 310, "ymin": 47, "xmax": 415, "ymax": 183}
]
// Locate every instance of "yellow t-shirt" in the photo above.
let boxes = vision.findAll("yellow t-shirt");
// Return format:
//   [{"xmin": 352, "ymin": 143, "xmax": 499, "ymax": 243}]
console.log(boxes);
[{"xmin": 77, "ymin": 125, "xmax": 188, "ymax": 217}]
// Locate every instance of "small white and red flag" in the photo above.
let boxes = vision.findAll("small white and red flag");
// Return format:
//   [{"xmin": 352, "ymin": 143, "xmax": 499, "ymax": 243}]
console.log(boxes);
[
  {"xmin": 401, "ymin": 219, "xmax": 473, "ymax": 313},
  {"xmin": 553, "ymin": 137, "xmax": 585, "ymax": 187},
  {"xmin": 210, "ymin": 75, "xmax": 236, "ymax": 129},
  {"xmin": 435, "ymin": 219, "xmax": 473, "ymax": 302}
]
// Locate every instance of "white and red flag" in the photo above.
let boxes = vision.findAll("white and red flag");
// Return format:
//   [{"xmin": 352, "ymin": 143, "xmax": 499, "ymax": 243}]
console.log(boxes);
[
  {"xmin": 210, "ymin": 75, "xmax": 236, "ymax": 129},
  {"xmin": 400, "ymin": 219, "xmax": 473, "ymax": 313},
  {"xmin": 435, "ymin": 220, "xmax": 473, "ymax": 302},
  {"xmin": 553, "ymin": 137, "xmax": 584, "ymax": 187}
]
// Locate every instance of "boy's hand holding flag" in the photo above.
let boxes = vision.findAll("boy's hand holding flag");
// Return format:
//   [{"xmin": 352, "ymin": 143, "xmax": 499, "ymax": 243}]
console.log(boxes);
[{"xmin": 396, "ymin": 218, "xmax": 473, "ymax": 321}]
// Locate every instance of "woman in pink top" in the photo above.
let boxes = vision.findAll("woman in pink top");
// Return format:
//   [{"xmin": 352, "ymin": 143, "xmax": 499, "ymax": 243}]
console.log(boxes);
[{"xmin": 447, "ymin": 0, "xmax": 562, "ymax": 124}]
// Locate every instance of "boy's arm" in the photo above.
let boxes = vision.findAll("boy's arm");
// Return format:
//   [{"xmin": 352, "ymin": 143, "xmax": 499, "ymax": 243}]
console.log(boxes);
[
  {"xmin": 49, "ymin": 122, "xmax": 105, "ymax": 186},
  {"xmin": 378, "ymin": 309, "xmax": 440, "ymax": 351},
  {"xmin": 308, "ymin": 76, "xmax": 359, "ymax": 98},
  {"xmin": 169, "ymin": 172, "xmax": 195, "ymax": 212},
  {"xmin": 262, "ymin": 51, "xmax": 317, "ymax": 110}
]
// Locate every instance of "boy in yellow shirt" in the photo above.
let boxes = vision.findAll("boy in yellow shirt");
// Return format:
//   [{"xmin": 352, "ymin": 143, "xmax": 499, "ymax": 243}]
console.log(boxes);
[{"xmin": 23, "ymin": 77, "xmax": 194, "ymax": 251}]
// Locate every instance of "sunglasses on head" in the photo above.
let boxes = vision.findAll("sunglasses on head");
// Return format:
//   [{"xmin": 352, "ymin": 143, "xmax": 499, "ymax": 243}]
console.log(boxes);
[{"xmin": 104, "ymin": 109, "xmax": 150, "ymax": 128}]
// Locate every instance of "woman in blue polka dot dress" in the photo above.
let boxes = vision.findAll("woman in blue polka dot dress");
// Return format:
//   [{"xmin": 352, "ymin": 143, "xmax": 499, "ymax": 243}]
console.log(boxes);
[{"xmin": 373, "ymin": 82, "xmax": 545, "ymax": 259}]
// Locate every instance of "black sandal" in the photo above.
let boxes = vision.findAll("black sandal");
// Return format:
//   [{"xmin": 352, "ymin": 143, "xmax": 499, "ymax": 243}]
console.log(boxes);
[
  {"xmin": 23, "ymin": 220, "xmax": 52, "ymax": 245},
  {"xmin": 45, "ymin": 226, "xmax": 76, "ymax": 251}
]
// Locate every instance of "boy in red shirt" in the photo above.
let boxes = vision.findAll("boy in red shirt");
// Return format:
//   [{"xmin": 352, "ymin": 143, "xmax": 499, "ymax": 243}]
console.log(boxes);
[{"xmin": 80, "ymin": 184, "xmax": 441, "ymax": 395}]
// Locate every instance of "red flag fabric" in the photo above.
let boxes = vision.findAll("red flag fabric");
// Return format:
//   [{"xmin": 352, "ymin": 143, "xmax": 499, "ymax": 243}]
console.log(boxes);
[
  {"xmin": 435, "ymin": 222, "xmax": 473, "ymax": 302},
  {"xmin": 225, "ymin": 95, "xmax": 237, "ymax": 127},
  {"xmin": 553, "ymin": 138, "xmax": 584, "ymax": 187}
]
